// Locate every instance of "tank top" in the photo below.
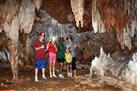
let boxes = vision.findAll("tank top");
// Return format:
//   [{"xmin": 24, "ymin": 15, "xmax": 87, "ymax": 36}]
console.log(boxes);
[{"xmin": 48, "ymin": 42, "xmax": 56, "ymax": 53}]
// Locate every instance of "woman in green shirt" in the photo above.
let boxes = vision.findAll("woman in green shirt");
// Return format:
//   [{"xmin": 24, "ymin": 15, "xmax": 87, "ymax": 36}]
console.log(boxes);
[{"xmin": 57, "ymin": 37, "xmax": 66, "ymax": 78}]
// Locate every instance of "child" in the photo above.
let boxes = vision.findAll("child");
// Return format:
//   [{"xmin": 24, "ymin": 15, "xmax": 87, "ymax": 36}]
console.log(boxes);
[
  {"xmin": 46, "ymin": 37, "xmax": 58, "ymax": 78},
  {"xmin": 65, "ymin": 48, "xmax": 72, "ymax": 77},
  {"xmin": 66, "ymin": 36, "xmax": 77, "ymax": 77}
]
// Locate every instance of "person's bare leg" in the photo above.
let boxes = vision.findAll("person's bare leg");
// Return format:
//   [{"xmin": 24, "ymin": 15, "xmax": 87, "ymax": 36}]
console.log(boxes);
[
  {"xmin": 67, "ymin": 64, "xmax": 69, "ymax": 77},
  {"xmin": 70, "ymin": 65, "xmax": 72, "ymax": 73},
  {"xmin": 57, "ymin": 61, "xmax": 60, "ymax": 72},
  {"xmin": 35, "ymin": 68, "xmax": 38, "ymax": 76},
  {"xmin": 42, "ymin": 68, "xmax": 46, "ymax": 79},
  {"xmin": 58, "ymin": 62, "xmax": 61, "ymax": 77},
  {"xmin": 73, "ymin": 69, "xmax": 76, "ymax": 77},
  {"xmin": 53, "ymin": 60, "xmax": 57, "ymax": 77},
  {"xmin": 35, "ymin": 68, "xmax": 38, "ymax": 81},
  {"xmin": 49, "ymin": 61, "xmax": 52, "ymax": 78},
  {"xmin": 60, "ymin": 62, "xmax": 63, "ymax": 73},
  {"xmin": 70, "ymin": 65, "xmax": 72, "ymax": 77}
]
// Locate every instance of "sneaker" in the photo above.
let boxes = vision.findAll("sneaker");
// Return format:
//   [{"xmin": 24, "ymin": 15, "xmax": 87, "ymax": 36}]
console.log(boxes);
[
  {"xmin": 35, "ymin": 76, "xmax": 38, "ymax": 82},
  {"xmin": 53, "ymin": 74, "xmax": 57, "ymax": 77},
  {"xmin": 42, "ymin": 75, "xmax": 47, "ymax": 79},
  {"xmin": 70, "ymin": 73, "xmax": 72, "ymax": 77},
  {"xmin": 67, "ymin": 73, "xmax": 70, "ymax": 77},
  {"xmin": 50, "ymin": 73, "xmax": 53, "ymax": 78},
  {"xmin": 74, "ymin": 70, "xmax": 77, "ymax": 77},
  {"xmin": 74, "ymin": 74, "xmax": 76, "ymax": 78},
  {"xmin": 58, "ymin": 74, "xmax": 64, "ymax": 78}
]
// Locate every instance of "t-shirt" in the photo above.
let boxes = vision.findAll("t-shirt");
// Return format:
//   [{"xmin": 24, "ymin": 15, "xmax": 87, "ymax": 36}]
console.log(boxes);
[
  {"xmin": 57, "ymin": 42, "xmax": 65, "ymax": 58},
  {"xmin": 48, "ymin": 42, "xmax": 56, "ymax": 53},
  {"xmin": 66, "ymin": 41, "xmax": 76, "ymax": 57},
  {"xmin": 34, "ymin": 39, "xmax": 46, "ymax": 60},
  {"xmin": 65, "ymin": 52, "xmax": 72, "ymax": 63}
]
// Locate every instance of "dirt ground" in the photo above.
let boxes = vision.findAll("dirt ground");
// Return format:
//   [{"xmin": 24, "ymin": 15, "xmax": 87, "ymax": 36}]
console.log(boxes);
[{"xmin": 0, "ymin": 67, "xmax": 121, "ymax": 91}]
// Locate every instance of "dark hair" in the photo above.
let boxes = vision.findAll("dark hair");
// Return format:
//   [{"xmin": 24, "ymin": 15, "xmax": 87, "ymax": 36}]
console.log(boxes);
[{"xmin": 66, "ymin": 36, "xmax": 73, "ymax": 41}]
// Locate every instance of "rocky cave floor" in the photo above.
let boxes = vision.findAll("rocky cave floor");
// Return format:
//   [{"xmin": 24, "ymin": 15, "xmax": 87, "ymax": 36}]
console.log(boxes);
[{"xmin": 0, "ymin": 66, "xmax": 121, "ymax": 91}]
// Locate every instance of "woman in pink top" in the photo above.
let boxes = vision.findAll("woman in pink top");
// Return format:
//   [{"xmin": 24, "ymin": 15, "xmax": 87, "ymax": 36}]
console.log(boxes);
[{"xmin": 46, "ymin": 38, "xmax": 57, "ymax": 78}]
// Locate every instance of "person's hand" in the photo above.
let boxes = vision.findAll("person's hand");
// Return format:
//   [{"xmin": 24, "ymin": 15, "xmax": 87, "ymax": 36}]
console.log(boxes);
[
  {"xmin": 74, "ymin": 44, "xmax": 77, "ymax": 48},
  {"xmin": 45, "ymin": 49, "xmax": 48, "ymax": 52},
  {"xmin": 41, "ymin": 45, "xmax": 44, "ymax": 49}
]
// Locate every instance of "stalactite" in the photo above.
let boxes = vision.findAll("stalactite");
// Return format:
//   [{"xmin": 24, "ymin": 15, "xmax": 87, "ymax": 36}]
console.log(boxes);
[
  {"xmin": 19, "ymin": 0, "xmax": 35, "ymax": 34},
  {"xmin": 92, "ymin": 0, "xmax": 137, "ymax": 50},
  {"xmin": 0, "ymin": 0, "xmax": 21, "ymax": 25},
  {"xmin": 33, "ymin": 0, "xmax": 42, "ymax": 11},
  {"xmin": 123, "ymin": 26, "xmax": 132, "ymax": 50},
  {"xmin": 92, "ymin": 0, "xmax": 106, "ymax": 33},
  {"xmin": 3, "ymin": 16, "xmax": 19, "ymax": 80},
  {"xmin": 0, "ymin": 0, "xmax": 20, "ymax": 34},
  {"xmin": 91, "ymin": 0, "xmax": 98, "ymax": 33},
  {"xmin": 130, "ymin": 20, "xmax": 137, "ymax": 38},
  {"xmin": 0, "ymin": 0, "xmax": 40, "ymax": 80},
  {"xmin": 70, "ymin": 0, "xmax": 84, "ymax": 28}
]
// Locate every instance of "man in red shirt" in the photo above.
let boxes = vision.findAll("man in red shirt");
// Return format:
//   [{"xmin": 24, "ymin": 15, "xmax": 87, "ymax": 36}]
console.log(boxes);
[{"xmin": 34, "ymin": 32, "xmax": 47, "ymax": 82}]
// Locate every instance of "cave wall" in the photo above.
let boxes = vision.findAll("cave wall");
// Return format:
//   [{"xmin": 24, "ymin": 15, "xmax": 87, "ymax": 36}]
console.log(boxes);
[
  {"xmin": 42, "ymin": 0, "xmax": 73, "ymax": 24},
  {"xmin": 0, "ymin": 0, "xmax": 137, "ymax": 66},
  {"xmin": 42, "ymin": 0, "xmax": 92, "ymax": 32}
]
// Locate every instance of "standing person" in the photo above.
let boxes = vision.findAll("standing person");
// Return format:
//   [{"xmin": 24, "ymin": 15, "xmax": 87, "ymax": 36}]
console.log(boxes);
[
  {"xmin": 34, "ymin": 32, "xmax": 47, "ymax": 82},
  {"xmin": 66, "ymin": 35, "xmax": 77, "ymax": 77},
  {"xmin": 46, "ymin": 37, "xmax": 58, "ymax": 78},
  {"xmin": 57, "ymin": 37, "xmax": 65, "ymax": 78},
  {"xmin": 65, "ymin": 48, "xmax": 72, "ymax": 77}
]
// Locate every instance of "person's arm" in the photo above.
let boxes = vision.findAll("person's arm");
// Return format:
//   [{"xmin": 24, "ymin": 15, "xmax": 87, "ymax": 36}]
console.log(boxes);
[
  {"xmin": 35, "ymin": 46, "xmax": 44, "ymax": 50},
  {"xmin": 73, "ymin": 42, "xmax": 77, "ymax": 48},
  {"xmin": 34, "ymin": 41, "xmax": 44, "ymax": 51},
  {"xmin": 54, "ymin": 43, "xmax": 58, "ymax": 52},
  {"xmin": 45, "ymin": 42, "xmax": 49, "ymax": 52},
  {"xmin": 63, "ymin": 44, "xmax": 66, "ymax": 52},
  {"xmin": 65, "ymin": 53, "xmax": 67, "ymax": 60}
]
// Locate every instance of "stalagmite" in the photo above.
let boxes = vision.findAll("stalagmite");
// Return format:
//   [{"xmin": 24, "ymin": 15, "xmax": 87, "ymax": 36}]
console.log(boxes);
[
  {"xmin": 124, "ymin": 53, "xmax": 137, "ymax": 85},
  {"xmin": 90, "ymin": 47, "xmax": 137, "ymax": 86},
  {"xmin": 70, "ymin": 0, "xmax": 84, "ymax": 28},
  {"xmin": 90, "ymin": 47, "xmax": 113, "ymax": 78}
]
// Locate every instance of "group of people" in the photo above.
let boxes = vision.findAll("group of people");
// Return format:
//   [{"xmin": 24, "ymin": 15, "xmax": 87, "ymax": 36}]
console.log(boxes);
[{"xmin": 33, "ymin": 32, "xmax": 77, "ymax": 82}]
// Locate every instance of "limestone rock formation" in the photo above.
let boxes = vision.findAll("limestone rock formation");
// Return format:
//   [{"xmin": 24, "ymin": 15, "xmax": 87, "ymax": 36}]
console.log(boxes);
[
  {"xmin": 0, "ymin": 0, "xmax": 41, "ymax": 80},
  {"xmin": 90, "ymin": 47, "xmax": 137, "ymax": 87},
  {"xmin": 70, "ymin": 0, "xmax": 84, "ymax": 27}
]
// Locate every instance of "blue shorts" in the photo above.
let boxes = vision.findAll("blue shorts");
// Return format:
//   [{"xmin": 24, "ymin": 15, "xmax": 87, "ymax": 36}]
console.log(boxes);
[{"xmin": 35, "ymin": 59, "xmax": 47, "ymax": 69}]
